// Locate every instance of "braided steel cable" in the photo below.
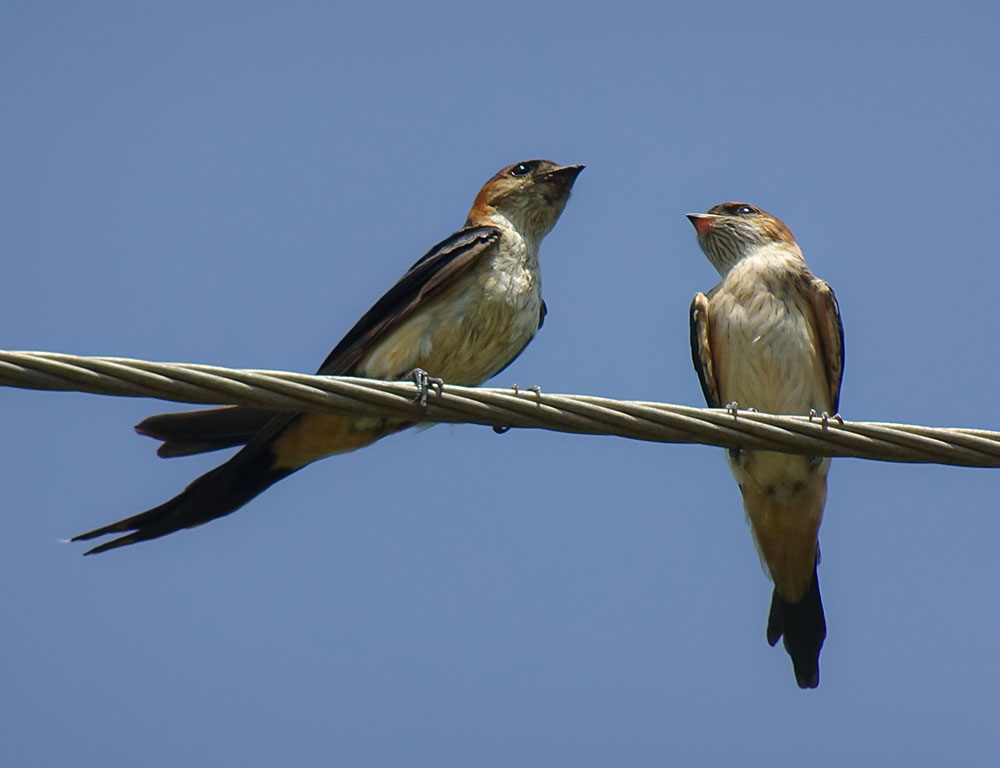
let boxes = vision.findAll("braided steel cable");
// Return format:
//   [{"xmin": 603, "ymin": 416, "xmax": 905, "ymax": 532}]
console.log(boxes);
[{"xmin": 2, "ymin": 350, "xmax": 999, "ymax": 468}]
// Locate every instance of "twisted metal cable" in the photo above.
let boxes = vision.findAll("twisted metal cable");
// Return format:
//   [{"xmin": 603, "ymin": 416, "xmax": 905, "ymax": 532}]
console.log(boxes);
[{"xmin": 1, "ymin": 350, "xmax": 999, "ymax": 468}]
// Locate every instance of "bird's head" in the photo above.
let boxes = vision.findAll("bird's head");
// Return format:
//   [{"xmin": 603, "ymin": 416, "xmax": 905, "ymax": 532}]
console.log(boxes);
[
  {"xmin": 467, "ymin": 160, "xmax": 584, "ymax": 241},
  {"xmin": 687, "ymin": 203, "xmax": 797, "ymax": 275}
]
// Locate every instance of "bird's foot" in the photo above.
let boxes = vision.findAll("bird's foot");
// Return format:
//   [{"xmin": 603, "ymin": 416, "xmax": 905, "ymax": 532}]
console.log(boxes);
[
  {"xmin": 496, "ymin": 383, "xmax": 542, "ymax": 433},
  {"xmin": 809, "ymin": 409, "xmax": 843, "ymax": 428},
  {"xmin": 512, "ymin": 383, "xmax": 543, "ymax": 402},
  {"xmin": 407, "ymin": 368, "xmax": 444, "ymax": 407},
  {"xmin": 726, "ymin": 401, "xmax": 740, "ymax": 419}
]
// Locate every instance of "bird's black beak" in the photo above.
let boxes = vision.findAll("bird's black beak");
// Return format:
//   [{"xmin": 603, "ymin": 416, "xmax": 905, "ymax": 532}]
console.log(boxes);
[{"xmin": 546, "ymin": 164, "xmax": 585, "ymax": 185}]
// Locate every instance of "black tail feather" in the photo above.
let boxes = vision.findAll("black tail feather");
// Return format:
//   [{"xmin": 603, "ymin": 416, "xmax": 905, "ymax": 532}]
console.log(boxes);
[
  {"xmin": 766, "ymin": 565, "xmax": 826, "ymax": 689},
  {"xmin": 136, "ymin": 406, "xmax": 277, "ymax": 458},
  {"xmin": 71, "ymin": 448, "xmax": 295, "ymax": 555}
]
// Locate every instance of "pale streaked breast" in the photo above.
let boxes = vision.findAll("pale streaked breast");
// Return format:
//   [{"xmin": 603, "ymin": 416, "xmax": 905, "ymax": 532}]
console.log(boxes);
[
  {"xmin": 710, "ymin": 257, "xmax": 831, "ymax": 417},
  {"xmin": 360, "ymin": 249, "xmax": 542, "ymax": 386}
]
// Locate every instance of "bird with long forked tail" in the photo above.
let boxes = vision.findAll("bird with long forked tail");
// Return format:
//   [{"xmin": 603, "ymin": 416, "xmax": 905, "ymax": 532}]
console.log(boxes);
[{"xmin": 72, "ymin": 160, "xmax": 583, "ymax": 554}]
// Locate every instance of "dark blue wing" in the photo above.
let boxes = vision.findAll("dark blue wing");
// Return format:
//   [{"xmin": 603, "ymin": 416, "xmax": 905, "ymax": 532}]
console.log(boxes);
[{"xmin": 316, "ymin": 225, "xmax": 502, "ymax": 375}]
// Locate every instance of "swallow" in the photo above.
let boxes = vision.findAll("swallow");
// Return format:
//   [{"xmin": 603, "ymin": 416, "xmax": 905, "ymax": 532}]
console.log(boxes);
[
  {"xmin": 687, "ymin": 203, "xmax": 844, "ymax": 688},
  {"xmin": 72, "ymin": 160, "xmax": 583, "ymax": 554}
]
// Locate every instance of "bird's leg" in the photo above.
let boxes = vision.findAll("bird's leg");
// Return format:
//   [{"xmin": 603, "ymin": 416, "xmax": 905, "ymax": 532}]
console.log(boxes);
[{"xmin": 407, "ymin": 368, "xmax": 444, "ymax": 407}]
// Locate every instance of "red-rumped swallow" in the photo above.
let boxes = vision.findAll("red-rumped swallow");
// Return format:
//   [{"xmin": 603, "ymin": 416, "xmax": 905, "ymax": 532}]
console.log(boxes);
[
  {"xmin": 72, "ymin": 160, "xmax": 583, "ymax": 554},
  {"xmin": 687, "ymin": 203, "xmax": 844, "ymax": 688}
]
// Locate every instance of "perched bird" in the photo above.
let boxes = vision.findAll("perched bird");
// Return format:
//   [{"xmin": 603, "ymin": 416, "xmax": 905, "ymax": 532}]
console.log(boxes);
[
  {"xmin": 72, "ymin": 159, "xmax": 583, "ymax": 554},
  {"xmin": 687, "ymin": 203, "xmax": 844, "ymax": 688}
]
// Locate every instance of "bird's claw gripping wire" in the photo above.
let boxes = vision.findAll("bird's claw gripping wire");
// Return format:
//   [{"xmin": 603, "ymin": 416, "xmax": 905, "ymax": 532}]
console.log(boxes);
[
  {"xmin": 511, "ymin": 383, "xmax": 543, "ymax": 402},
  {"xmin": 495, "ymin": 383, "xmax": 543, "ymax": 434},
  {"xmin": 407, "ymin": 368, "xmax": 444, "ymax": 407},
  {"xmin": 726, "ymin": 402, "xmax": 757, "ymax": 420},
  {"xmin": 809, "ymin": 409, "xmax": 844, "ymax": 428}
]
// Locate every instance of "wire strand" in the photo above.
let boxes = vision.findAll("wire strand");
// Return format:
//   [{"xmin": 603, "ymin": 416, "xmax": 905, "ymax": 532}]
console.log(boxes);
[{"xmin": 2, "ymin": 350, "xmax": 998, "ymax": 467}]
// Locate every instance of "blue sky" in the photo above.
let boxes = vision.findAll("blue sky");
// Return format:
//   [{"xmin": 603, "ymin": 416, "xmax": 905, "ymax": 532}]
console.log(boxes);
[{"xmin": 3, "ymin": 2, "xmax": 1000, "ymax": 765}]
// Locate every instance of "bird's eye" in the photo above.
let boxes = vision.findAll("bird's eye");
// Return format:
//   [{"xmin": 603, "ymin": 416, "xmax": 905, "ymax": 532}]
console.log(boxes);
[
  {"xmin": 735, "ymin": 205, "xmax": 757, "ymax": 216},
  {"xmin": 509, "ymin": 161, "xmax": 538, "ymax": 178}
]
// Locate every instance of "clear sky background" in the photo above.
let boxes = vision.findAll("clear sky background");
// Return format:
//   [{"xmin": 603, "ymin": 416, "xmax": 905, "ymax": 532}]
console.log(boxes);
[{"xmin": 3, "ymin": 2, "xmax": 999, "ymax": 765}]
